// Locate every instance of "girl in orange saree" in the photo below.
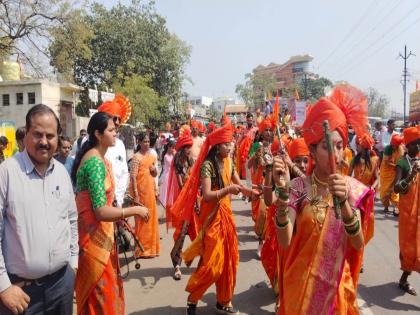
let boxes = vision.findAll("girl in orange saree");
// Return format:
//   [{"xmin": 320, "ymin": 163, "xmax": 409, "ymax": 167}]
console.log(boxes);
[
  {"xmin": 130, "ymin": 132, "xmax": 160, "ymax": 258},
  {"xmin": 349, "ymin": 134, "xmax": 379, "ymax": 191},
  {"xmin": 170, "ymin": 123, "xmax": 259, "ymax": 315},
  {"xmin": 166, "ymin": 128, "xmax": 199, "ymax": 280},
  {"xmin": 72, "ymin": 112, "xmax": 149, "ymax": 315},
  {"xmin": 380, "ymin": 134, "xmax": 404, "ymax": 215},
  {"xmin": 272, "ymin": 85, "xmax": 374, "ymax": 315}
]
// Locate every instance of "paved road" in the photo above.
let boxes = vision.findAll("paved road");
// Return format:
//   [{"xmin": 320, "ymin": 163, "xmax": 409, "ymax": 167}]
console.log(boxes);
[{"xmin": 119, "ymin": 196, "xmax": 420, "ymax": 315}]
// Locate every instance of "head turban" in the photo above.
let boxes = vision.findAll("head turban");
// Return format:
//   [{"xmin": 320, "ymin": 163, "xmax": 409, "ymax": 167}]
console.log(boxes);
[
  {"xmin": 190, "ymin": 120, "xmax": 199, "ymax": 129},
  {"xmin": 97, "ymin": 94, "xmax": 132, "ymax": 124},
  {"xmin": 403, "ymin": 126, "xmax": 420, "ymax": 145},
  {"xmin": 289, "ymin": 138, "xmax": 310, "ymax": 161},
  {"xmin": 170, "ymin": 123, "xmax": 234, "ymax": 226},
  {"xmin": 302, "ymin": 84, "xmax": 368, "ymax": 147},
  {"xmin": 258, "ymin": 118, "xmax": 274, "ymax": 134},
  {"xmin": 357, "ymin": 133, "xmax": 375, "ymax": 150},
  {"xmin": 175, "ymin": 128, "xmax": 193, "ymax": 151},
  {"xmin": 390, "ymin": 134, "xmax": 404, "ymax": 147}
]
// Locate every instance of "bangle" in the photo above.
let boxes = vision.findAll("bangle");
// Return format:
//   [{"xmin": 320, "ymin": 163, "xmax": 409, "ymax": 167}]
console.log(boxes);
[
  {"xmin": 342, "ymin": 211, "xmax": 356, "ymax": 225},
  {"xmin": 263, "ymin": 185, "xmax": 272, "ymax": 189},
  {"xmin": 122, "ymin": 208, "xmax": 125, "ymax": 220},
  {"xmin": 344, "ymin": 221, "xmax": 361, "ymax": 236},
  {"xmin": 275, "ymin": 215, "xmax": 289, "ymax": 229},
  {"xmin": 275, "ymin": 186, "xmax": 289, "ymax": 200},
  {"xmin": 277, "ymin": 208, "xmax": 289, "ymax": 217}
]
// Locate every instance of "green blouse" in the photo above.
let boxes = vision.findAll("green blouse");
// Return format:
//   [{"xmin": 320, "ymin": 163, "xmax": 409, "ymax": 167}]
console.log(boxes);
[
  {"xmin": 76, "ymin": 156, "xmax": 107, "ymax": 210},
  {"xmin": 396, "ymin": 156, "xmax": 411, "ymax": 179}
]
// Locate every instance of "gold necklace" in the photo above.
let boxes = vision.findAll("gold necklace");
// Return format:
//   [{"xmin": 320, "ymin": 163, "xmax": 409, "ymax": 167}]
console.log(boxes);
[
  {"xmin": 311, "ymin": 174, "xmax": 330, "ymax": 228},
  {"xmin": 313, "ymin": 172, "xmax": 328, "ymax": 187}
]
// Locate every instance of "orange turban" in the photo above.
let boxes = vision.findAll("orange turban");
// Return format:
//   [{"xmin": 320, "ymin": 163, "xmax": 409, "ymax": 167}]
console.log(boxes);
[
  {"xmin": 175, "ymin": 128, "xmax": 193, "ymax": 151},
  {"xmin": 281, "ymin": 134, "xmax": 293, "ymax": 153},
  {"xmin": 403, "ymin": 126, "xmax": 420, "ymax": 145},
  {"xmin": 170, "ymin": 123, "xmax": 234, "ymax": 224},
  {"xmin": 289, "ymin": 138, "xmax": 310, "ymax": 161},
  {"xmin": 97, "ymin": 94, "xmax": 132, "ymax": 124},
  {"xmin": 357, "ymin": 133, "xmax": 375, "ymax": 150},
  {"xmin": 390, "ymin": 134, "xmax": 404, "ymax": 147},
  {"xmin": 191, "ymin": 120, "xmax": 199, "ymax": 129},
  {"xmin": 258, "ymin": 118, "xmax": 274, "ymax": 134},
  {"xmin": 302, "ymin": 84, "xmax": 368, "ymax": 147}
]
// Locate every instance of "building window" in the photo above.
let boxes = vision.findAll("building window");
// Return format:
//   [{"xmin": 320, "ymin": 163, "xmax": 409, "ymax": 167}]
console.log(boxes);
[
  {"xmin": 16, "ymin": 93, "xmax": 23, "ymax": 105},
  {"xmin": 28, "ymin": 92, "xmax": 35, "ymax": 104},
  {"xmin": 2, "ymin": 94, "xmax": 10, "ymax": 106}
]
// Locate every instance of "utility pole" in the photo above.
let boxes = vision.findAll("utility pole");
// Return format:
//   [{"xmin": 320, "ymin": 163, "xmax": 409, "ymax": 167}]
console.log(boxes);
[{"xmin": 398, "ymin": 45, "xmax": 415, "ymax": 124}]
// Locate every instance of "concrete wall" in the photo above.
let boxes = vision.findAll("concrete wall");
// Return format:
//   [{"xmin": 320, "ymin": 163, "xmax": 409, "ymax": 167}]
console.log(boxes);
[{"xmin": 0, "ymin": 82, "xmax": 43, "ymax": 127}]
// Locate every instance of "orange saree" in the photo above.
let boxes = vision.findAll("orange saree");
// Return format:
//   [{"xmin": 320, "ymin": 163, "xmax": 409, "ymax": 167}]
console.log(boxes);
[
  {"xmin": 277, "ymin": 176, "xmax": 374, "ymax": 315},
  {"xmin": 75, "ymin": 157, "xmax": 124, "ymax": 315},
  {"xmin": 380, "ymin": 146, "xmax": 403, "ymax": 208},
  {"xmin": 353, "ymin": 156, "xmax": 379, "ymax": 187},
  {"xmin": 183, "ymin": 158, "xmax": 239, "ymax": 304},
  {"xmin": 398, "ymin": 160, "xmax": 420, "ymax": 272},
  {"xmin": 130, "ymin": 152, "xmax": 160, "ymax": 257}
]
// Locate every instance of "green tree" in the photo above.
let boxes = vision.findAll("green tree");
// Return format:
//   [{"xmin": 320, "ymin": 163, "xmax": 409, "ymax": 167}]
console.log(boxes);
[
  {"xmin": 366, "ymin": 87, "xmax": 389, "ymax": 118},
  {"xmin": 49, "ymin": 0, "xmax": 190, "ymax": 111},
  {"xmin": 235, "ymin": 72, "xmax": 277, "ymax": 109},
  {"xmin": 0, "ymin": 0, "xmax": 79, "ymax": 75},
  {"xmin": 113, "ymin": 74, "xmax": 167, "ymax": 128},
  {"xmin": 295, "ymin": 76, "xmax": 333, "ymax": 102}
]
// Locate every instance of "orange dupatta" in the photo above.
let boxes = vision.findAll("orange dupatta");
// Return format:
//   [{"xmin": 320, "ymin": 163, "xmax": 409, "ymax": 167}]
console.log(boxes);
[{"xmin": 183, "ymin": 158, "xmax": 239, "ymax": 304}]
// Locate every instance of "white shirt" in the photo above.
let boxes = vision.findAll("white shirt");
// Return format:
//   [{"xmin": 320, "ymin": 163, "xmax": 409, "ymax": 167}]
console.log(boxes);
[{"xmin": 105, "ymin": 138, "xmax": 129, "ymax": 207}]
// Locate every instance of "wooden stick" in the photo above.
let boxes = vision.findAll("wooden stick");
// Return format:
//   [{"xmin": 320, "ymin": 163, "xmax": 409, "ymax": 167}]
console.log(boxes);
[{"xmin": 323, "ymin": 120, "xmax": 341, "ymax": 219}]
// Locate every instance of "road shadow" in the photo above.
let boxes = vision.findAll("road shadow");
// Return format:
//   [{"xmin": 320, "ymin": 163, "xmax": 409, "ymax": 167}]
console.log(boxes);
[
  {"xmin": 237, "ymin": 233, "xmax": 258, "ymax": 244},
  {"xmin": 358, "ymin": 282, "xmax": 420, "ymax": 312},
  {"xmin": 126, "ymin": 266, "xmax": 192, "ymax": 289},
  {"xmin": 236, "ymin": 225, "xmax": 255, "ymax": 234},
  {"xmin": 129, "ymin": 305, "xmax": 185, "ymax": 315},
  {"xmin": 239, "ymin": 248, "xmax": 259, "ymax": 263}
]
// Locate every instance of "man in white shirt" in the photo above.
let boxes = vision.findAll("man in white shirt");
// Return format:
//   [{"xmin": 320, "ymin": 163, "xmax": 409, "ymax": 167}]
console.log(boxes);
[{"xmin": 379, "ymin": 119, "xmax": 398, "ymax": 159}]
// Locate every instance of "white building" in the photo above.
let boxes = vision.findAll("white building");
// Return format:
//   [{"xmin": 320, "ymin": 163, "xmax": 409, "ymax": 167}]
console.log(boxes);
[
  {"xmin": 0, "ymin": 79, "xmax": 83, "ymax": 137},
  {"xmin": 212, "ymin": 96, "xmax": 236, "ymax": 112}
]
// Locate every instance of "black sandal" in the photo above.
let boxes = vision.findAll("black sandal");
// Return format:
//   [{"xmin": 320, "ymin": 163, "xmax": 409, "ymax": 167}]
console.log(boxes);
[
  {"xmin": 186, "ymin": 302, "xmax": 197, "ymax": 315},
  {"xmin": 216, "ymin": 302, "xmax": 239, "ymax": 314},
  {"xmin": 399, "ymin": 281, "xmax": 417, "ymax": 296},
  {"xmin": 393, "ymin": 209, "xmax": 399, "ymax": 217}
]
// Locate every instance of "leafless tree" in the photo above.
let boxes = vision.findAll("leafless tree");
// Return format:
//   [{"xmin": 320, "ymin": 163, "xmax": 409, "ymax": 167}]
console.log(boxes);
[{"xmin": 0, "ymin": 0, "xmax": 76, "ymax": 77}]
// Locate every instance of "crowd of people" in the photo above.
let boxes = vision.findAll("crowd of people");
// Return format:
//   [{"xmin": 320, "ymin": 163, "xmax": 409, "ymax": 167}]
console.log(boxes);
[{"xmin": 0, "ymin": 84, "xmax": 418, "ymax": 315}]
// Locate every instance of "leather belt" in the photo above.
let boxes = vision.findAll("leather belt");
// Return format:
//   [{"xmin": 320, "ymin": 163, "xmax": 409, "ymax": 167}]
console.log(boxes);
[{"xmin": 9, "ymin": 265, "xmax": 67, "ymax": 287}]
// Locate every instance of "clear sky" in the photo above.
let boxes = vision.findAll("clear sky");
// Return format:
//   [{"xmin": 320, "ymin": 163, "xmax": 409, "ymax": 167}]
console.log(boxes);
[{"xmin": 101, "ymin": 0, "xmax": 420, "ymax": 116}]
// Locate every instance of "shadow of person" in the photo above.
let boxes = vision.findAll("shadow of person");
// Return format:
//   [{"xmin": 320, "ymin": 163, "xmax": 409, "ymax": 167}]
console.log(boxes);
[
  {"xmin": 358, "ymin": 282, "xmax": 420, "ymax": 312},
  {"xmin": 125, "ymin": 266, "xmax": 192, "ymax": 289},
  {"xmin": 128, "ymin": 305, "xmax": 186, "ymax": 315}
]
